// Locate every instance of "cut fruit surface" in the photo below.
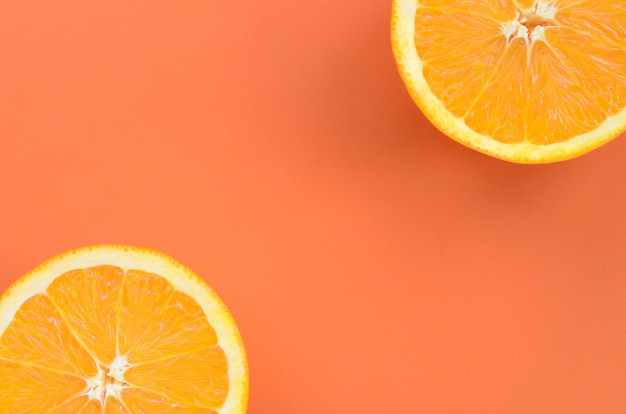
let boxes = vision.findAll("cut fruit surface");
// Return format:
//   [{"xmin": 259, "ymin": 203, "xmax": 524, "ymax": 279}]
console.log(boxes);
[
  {"xmin": 391, "ymin": 0, "xmax": 626, "ymax": 163},
  {"xmin": 0, "ymin": 245, "xmax": 248, "ymax": 413}
]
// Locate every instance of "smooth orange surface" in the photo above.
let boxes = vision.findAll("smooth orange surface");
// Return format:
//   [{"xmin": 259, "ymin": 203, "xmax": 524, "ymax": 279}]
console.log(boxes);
[{"xmin": 1, "ymin": 1, "xmax": 626, "ymax": 412}]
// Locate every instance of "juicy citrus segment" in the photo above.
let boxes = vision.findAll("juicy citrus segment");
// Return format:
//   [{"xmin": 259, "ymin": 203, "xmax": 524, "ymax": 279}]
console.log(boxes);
[
  {"xmin": 121, "ymin": 388, "xmax": 219, "ymax": 413},
  {"xmin": 525, "ymin": 37, "xmax": 598, "ymax": 144},
  {"xmin": 546, "ymin": 26, "xmax": 626, "ymax": 116},
  {"xmin": 46, "ymin": 266, "xmax": 124, "ymax": 367},
  {"xmin": 418, "ymin": 0, "xmax": 516, "ymax": 18},
  {"xmin": 103, "ymin": 396, "xmax": 127, "ymax": 414},
  {"xmin": 125, "ymin": 347, "xmax": 229, "ymax": 408},
  {"xmin": 0, "ymin": 360, "xmax": 87, "ymax": 412},
  {"xmin": 392, "ymin": 0, "xmax": 626, "ymax": 163},
  {"xmin": 0, "ymin": 293, "xmax": 98, "ymax": 378},
  {"xmin": 0, "ymin": 245, "xmax": 248, "ymax": 413},
  {"xmin": 415, "ymin": 9, "xmax": 509, "ymax": 118},
  {"xmin": 465, "ymin": 36, "xmax": 529, "ymax": 143},
  {"xmin": 51, "ymin": 396, "xmax": 97, "ymax": 413},
  {"xmin": 80, "ymin": 400, "xmax": 105, "ymax": 414},
  {"xmin": 515, "ymin": 0, "xmax": 537, "ymax": 9},
  {"xmin": 117, "ymin": 270, "xmax": 219, "ymax": 364}
]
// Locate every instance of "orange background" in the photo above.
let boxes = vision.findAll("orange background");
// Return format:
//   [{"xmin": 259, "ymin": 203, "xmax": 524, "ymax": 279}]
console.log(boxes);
[{"xmin": 1, "ymin": 1, "xmax": 626, "ymax": 412}]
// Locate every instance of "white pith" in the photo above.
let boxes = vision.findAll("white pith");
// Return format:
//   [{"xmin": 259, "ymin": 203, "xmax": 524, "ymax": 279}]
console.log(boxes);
[
  {"xmin": 84, "ymin": 356, "xmax": 131, "ymax": 404},
  {"xmin": 501, "ymin": 1, "xmax": 556, "ymax": 45}
]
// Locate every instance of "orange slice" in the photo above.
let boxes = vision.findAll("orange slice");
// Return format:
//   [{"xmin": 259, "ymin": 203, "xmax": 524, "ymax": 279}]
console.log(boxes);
[
  {"xmin": 391, "ymin": 0, "xmax": 626, "ymax": 163},
  {"xmin": 0, "ymin": 245, "xmax": 248, "ymax": 413}
]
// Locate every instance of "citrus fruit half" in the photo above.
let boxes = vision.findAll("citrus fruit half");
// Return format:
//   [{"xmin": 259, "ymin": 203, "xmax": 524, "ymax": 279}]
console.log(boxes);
[
  {"xmin": 0, "ymin": 245, "xmax": 248, "ymax": 413},
  {"xmin": 391, "ymin": 0, "xmax": 626, "ymax": 163}
]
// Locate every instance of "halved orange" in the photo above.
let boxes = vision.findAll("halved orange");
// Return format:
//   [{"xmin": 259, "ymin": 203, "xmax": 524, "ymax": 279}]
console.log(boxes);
[
  {"xmin": 0, "ymin": 245, "xmax": 248, "ymax": 413},
  {"xmin": 391, "ymin": 0, "xmax": 626, "ymax": 163}
]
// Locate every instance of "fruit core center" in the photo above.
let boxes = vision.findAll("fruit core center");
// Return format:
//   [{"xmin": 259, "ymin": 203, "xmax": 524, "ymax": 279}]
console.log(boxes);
[
  {"xmin": 86, "ymin": 355, "xmax": 130, "ymax": 404},
  {"xmin": 519, "ymin": 11, "xmax": 554, "ymax": 32},
  {"xmin": 502, "ymin": 2, "xmax": 557, "ymax": 44}
]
